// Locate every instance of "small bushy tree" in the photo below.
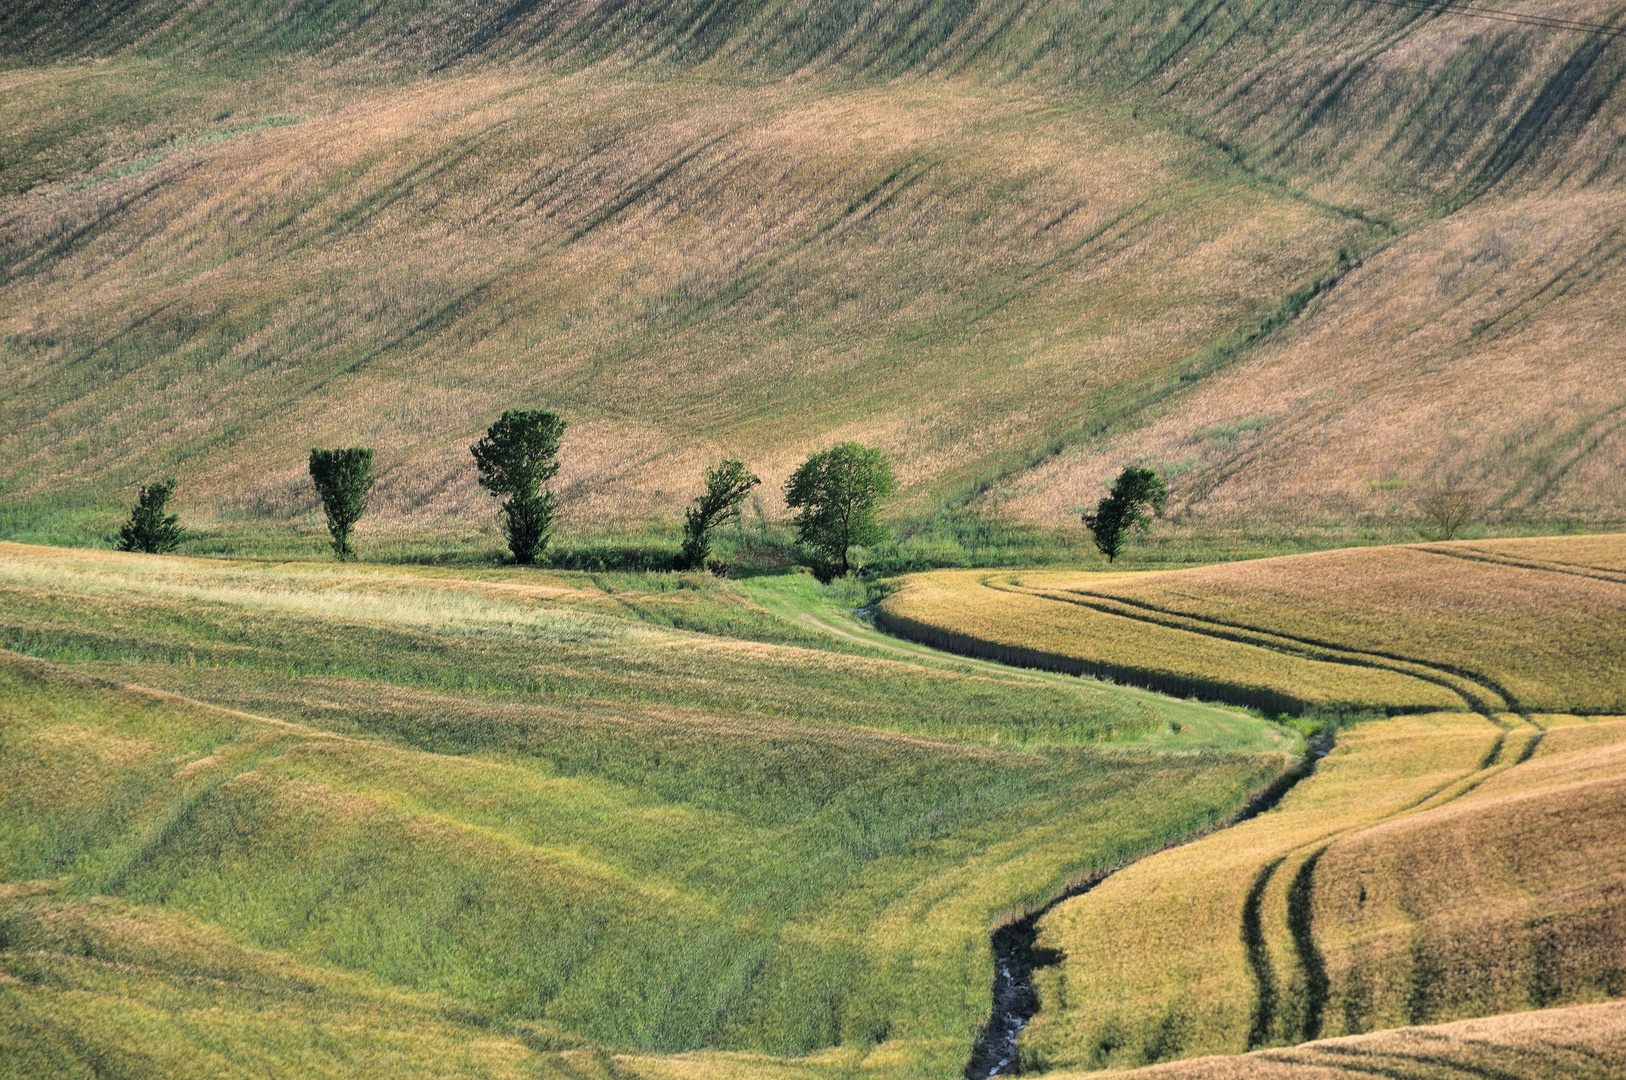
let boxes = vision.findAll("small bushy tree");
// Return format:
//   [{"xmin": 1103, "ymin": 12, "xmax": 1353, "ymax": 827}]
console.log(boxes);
[
  {"xmin": 472, "ymin": 410, "xmax": 566, "ymax": 565},
  {"xmin": 1084, "ymin": 465, "xmax": 1168, "ymax": 563},
  {"xmin": 682, "ymin": 459, "xmax": 760, "ymax": 570},
  {"xmin": 116, "ymin": 477, "xmax": 185, "ymax": 554},
  {"xmin": 309, "ymin": 447, "xmax": 375, "ymax": 561},
  {"xmin": 784, "ymin": 443, "xmax": 896, "ymax": 577},
  {"xmin": 1417, "ymin": 488, "xmax": 1476, "ymax": 540}
]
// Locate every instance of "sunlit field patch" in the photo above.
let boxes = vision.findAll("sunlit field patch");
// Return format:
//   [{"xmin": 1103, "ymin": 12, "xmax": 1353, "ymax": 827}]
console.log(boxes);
[{"xmin": 879, "ymin": 536, "xmax": 1626, "ymax": 716}]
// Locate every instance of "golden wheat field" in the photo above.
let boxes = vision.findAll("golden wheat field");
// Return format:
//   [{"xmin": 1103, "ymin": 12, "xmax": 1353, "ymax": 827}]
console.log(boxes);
[
  {"xmin": 878, "ymin": 535, "xmax": 1626, "ymax": 715},
  {"xmin": 1016, "ymin": 710, "xmax": 1510, "ymax": 1070},
  {"xmin": 1019, "ymin": 710, "xmax": 1626, "ymax": 1073},
  {"xmin": 875, "ymin": 569, "xmax": 1462, "ymax": 715},
  {"xmin": 1310, "ymin": 717, "xmax": 1626, "ymax": 1035},
  {"xmin": 868, "ymin": 533, "xmax": 1626, "ymax": 1073},
  {"xmin": 1074, "ymin": 1000, "xmax": 1626, "ymax": 1080}
]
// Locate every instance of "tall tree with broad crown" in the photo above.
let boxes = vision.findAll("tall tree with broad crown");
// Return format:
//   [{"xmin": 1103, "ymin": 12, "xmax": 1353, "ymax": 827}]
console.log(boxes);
[{"xmin": 784, "ymin": 442, "xmax": 896, "ymax": 578}]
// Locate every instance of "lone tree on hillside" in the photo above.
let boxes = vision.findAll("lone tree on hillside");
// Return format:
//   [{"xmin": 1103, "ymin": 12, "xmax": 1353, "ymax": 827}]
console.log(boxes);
[
  {"xmin": 472, "ymin": 409, "xmax": 566, "ymax": 565},
  {"xmin": 309, "ymin": 447, "xmax": 375, "ymax": 561},
  {"xmin": 682, "ymin": 459, "xmax": 760, "ymax": 570},
  {"xmin": 1417, "ymin": 487, "xmax": 1476, "ymax": 541},
  {"xmin": 116, "ymin": 477, "xmax": 185, "ymax": 554},
  {"xmin": 1083, "ymin": 465, "xmax": 1168, "ymax": 563},
  {"xmin": 785, "ymin": 442, "xmax": 896, "ymax": 578}
]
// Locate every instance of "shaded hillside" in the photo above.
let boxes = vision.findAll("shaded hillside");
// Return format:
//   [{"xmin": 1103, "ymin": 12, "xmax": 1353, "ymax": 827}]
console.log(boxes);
[
  {"xmin": 6, "ymin": 0, "xmax": 1620, "ymax": 214},
  {"xmin": 2, "ymin": 0, "xmax": 1624, "ymax": 542}
]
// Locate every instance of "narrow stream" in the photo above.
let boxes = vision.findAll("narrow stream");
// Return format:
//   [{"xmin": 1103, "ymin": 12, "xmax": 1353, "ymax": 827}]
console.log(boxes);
[
  {"xmin": 965, "ymin": 732, "xmax": 1334, "ymax": 1077},
  {"xmin": 964, "ymin": 911, "xmax": 1058, "ymax": 1077}
]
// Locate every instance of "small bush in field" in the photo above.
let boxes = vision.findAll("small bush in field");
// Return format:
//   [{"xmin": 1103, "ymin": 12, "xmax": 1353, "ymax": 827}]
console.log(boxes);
[
  {"xmin": 116, "ymin": 477, "xmax": 185, "ymax": 554},
  {"xmin": 682, "ymin": 459, "xmax": 760, "ymax": 570},
  {"xmin": 1417, "ymin": 487, "xmax": 1476, "ymax": 540}
]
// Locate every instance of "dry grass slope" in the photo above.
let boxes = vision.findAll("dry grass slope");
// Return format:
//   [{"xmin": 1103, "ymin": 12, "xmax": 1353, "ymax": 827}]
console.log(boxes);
[
  {"xmin": 1069, "ymin": 1000, "xmax": 1626, "ymax": 1080},
  {"xmin": 876, "ymin": 569, "xmax": 1461, "ymax": 716},
  {"xmin": 1016, "ymin": 710, "xmax": 1509, "ymax": 1070},
  {"xmin": 0, "ymin": 69, "xmax": 1373, "ymax": 539},
  {"xmin": 1311, "ymin": 717, "xmax": 1626, "ymax": 1035},
  {"xmin": 1019, "ymin": 712, "xmax": 1626, "ymax": 1072},
  {"xmin": 3, "ymin": 0, "xmax": 1626, "ymax": 542}
]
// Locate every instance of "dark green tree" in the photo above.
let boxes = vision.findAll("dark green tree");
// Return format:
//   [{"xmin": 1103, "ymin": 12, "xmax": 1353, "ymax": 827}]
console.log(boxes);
[
  {"xmin": 784, "ymin": 443, "xmax": 896, "ymax": 577},
  {"xmin": 1083, "ymin": 465, "xmax": 1168, "ymax": 562},
  {"xmin": 308, "ymin": 447, "xmax": 375, "ymax": 561},
  {"xmin": 471, "ymin": 410, "xmax": 566, "ymax": 565},
  {"xmin": 681, "ymin": 459, "xmax": 760, "ymax": 570},
  {"xmin": 116, "ymin": 477, "xmax": 185, "ymax": 554}
]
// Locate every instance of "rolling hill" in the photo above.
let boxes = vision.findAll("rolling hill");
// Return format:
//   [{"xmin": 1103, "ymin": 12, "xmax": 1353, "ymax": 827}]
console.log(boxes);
[
  {"xmin": 876, "ymin": 536, "xmax": 1626, "ymax": 715},
  {"xmin": 4, "ymin": 0, "xmax": 1625, "ymax": 549},
  {"xmin": 4, "ymin": 537, "xmax": 1623, "ymax": 1076},
  {"xmin": 0, "ymin": 541, "xmax": 1296, "ymax": 1078},
  {"xmin": 4, "ymin": 6, "xmax": 1626, "ymax": 1077},
  {"xmin": 876, "ymin": 534, "xmax": 1626, "ymax": 1071}
]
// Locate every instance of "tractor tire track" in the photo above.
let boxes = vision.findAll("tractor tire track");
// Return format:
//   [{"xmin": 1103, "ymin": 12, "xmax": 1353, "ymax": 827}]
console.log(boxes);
[
  {"xmin": 986, "ymin": 576, "xmax": 1514, "ymax": 716},
  {"xmin": 1417, "ymin": 544, "xmax": 1626, "ymax": 586}
]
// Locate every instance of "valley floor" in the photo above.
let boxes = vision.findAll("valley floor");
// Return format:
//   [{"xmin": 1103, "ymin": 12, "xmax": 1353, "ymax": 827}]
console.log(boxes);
[{"xmin": 3, "ymin": 536, "xmax": 1624, "ymax": 1078}]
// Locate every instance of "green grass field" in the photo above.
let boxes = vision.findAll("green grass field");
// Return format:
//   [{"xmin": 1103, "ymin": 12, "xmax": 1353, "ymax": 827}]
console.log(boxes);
[{"xmin": 0, "ymin": 542, "xmax": 1296, "ymax": 1078}]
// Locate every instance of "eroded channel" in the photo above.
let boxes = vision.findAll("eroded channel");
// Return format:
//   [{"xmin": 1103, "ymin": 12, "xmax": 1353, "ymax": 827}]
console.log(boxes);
[
  {"xmin": 963, "ymin": 891, "xmax": 1081, "ymax": 1077},
  {"xmin": 966, "ymin": 732, "xmax": 1334, "ymax": 1076}
]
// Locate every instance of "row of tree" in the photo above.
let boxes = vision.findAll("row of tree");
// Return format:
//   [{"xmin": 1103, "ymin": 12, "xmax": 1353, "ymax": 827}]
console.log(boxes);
[
  {"xmin": 116, "ymin": 410, "xmax": 1167, "ymax": 569},
  {"xmin": 120, "ymin": 411, "xmax": 903, "ymax": 573}
]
